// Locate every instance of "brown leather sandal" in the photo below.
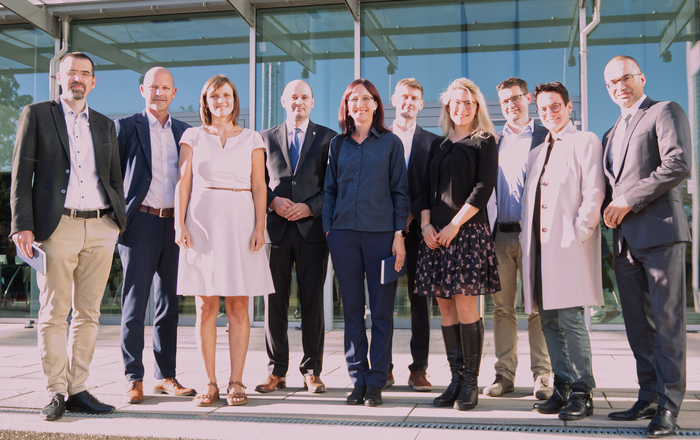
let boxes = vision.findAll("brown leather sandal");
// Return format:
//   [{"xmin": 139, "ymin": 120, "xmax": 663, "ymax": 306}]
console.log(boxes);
[
  {"xmin": 193, "ymin": 382, "xmax": 219, "ymax": 407},
  {"xmin": 226, "ymin": 381, "xmax": 248, "ymax": 406}
]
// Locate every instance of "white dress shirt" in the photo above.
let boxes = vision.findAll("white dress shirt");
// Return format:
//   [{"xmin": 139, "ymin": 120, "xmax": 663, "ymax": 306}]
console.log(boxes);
[
  {"xmin": 609, "ymin": 94, "xmax": 646, "ymax": 177},
  {"xmin": 391, "ymin": 121, "xmax": 416, "ymax": 167},
  {"xmin": 61, "ymin": 98, "xmax": 108, "ymax": 210},
  {"xmin": 286, "ymin": 118, "xmax": 310, "ymax": 159},
  {"xmin": 142, "ymin": 110, "xmax": 179, "ymax": 209}
]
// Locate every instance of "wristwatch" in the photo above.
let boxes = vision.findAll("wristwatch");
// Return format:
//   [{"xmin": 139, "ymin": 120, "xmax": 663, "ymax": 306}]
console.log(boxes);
[{"xmin": 395, "ymin": 230, "xmax": 407, "ymax": 238}]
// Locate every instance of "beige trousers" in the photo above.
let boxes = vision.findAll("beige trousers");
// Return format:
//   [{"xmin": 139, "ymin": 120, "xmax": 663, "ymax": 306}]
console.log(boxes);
[
  {"xmin": 491, "ymin": 230, "xmax": 551, "ymax": 382},
  {"xmin": 36, "ymin": 214, "xmax": 119, "ymax": 395}
]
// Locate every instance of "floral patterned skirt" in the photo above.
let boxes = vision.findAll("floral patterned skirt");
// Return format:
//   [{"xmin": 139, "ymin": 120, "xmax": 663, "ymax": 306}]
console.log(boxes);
[{"xmin": 414, "ymin": 222, "xmax": 500, "ymax": 298}]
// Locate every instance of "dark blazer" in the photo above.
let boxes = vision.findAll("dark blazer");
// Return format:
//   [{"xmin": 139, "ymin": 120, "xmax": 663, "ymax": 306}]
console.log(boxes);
[
  {"xmin": 10, "ymin": 100, "xmax": 126, "ymax": 242},
  {"xmin": 602, "ymin": 97, "xmax": 691, "ymax": 252},
  {"xmin": 407, "ymin": 125, "xmax": 439, "ymax": 218},
  {"xmin": 263, "ymin": 121, "xmax": 337, "ymax": 244},
  {"xmin": 115, "ymin": 110, "xmax": 190, "ymax": 223},
  {"xmin": 420, "ymin": 133, "xmax": 498, "ymax": 227}
]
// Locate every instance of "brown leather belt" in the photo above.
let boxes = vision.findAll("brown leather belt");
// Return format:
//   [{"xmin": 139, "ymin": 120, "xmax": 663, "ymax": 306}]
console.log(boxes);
[
  {"xmin": 205, "ymin": 187, "xmax": 251, "ymax": 192},
  {"xmin": 138, "ymin": 205, "xmax": 174, "ymax": 218},
  {"xmin": 63, "ymin": 208, "xmax": 111, "ymax": 219}
]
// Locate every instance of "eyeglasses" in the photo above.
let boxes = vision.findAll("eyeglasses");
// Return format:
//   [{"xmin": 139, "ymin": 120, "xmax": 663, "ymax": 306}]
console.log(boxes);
[
  {"xmin": 605, "ymin": 73, "xmax": 642, "ymax": 89},
  {"xmin": 538, "ymin": 103, "xmax": 563, "ymax": 114},
  {"xmin": 451, "ymin": 99, "xmax": 477, "ymax": 109},
  {"xmin": 66, "ymin": 70, "xmax": 93, "ymax": 78},
  {"xmin": 499, "ymin": 93, "xmax": 524, "ymax": 106},
  {"xmin": 348, "ymin": 96, "xmax": 375, "ymax": 105}
]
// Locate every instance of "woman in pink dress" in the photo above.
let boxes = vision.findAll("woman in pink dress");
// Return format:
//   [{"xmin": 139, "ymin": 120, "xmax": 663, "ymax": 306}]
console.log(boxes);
[{"xmin": 175, "ymin": 75, "xmax": 274, "ymax": 407}]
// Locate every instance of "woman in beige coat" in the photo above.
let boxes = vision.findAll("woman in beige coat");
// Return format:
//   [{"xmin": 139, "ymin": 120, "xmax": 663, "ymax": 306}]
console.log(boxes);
[{"xmin": 520, "ymin": 82, "xmax": 605, "ymax": 422}]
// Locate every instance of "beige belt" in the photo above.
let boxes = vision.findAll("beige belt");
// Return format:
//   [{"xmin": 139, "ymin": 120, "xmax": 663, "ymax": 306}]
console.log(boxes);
[{"xmin": 205, "ymin": 187, "xmax": 251, "ymax": 192}]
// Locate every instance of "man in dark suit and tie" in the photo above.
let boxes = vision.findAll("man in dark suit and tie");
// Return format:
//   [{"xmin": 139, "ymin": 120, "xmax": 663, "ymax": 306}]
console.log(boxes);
[
  {"xmin": 484, "ymin": 77, "xmax": 552, "ymax": 401},
  {"xmin": 11, "ymin": 52, "xmax": 127, "ymax": 421},
  {"xmin": 387, "ymin": 78, "xmax": 438, "ymax": 391},
  {"xmin": 602, "ymin": 55, "xmax": 691, "ymax": 438},
  {"xmin": 115, "ymin": 67, "xmax": 195, "ymax": 404},
  {"xmin": 255, "ymin": 80, "xmax": 337, "ymax": 394}
]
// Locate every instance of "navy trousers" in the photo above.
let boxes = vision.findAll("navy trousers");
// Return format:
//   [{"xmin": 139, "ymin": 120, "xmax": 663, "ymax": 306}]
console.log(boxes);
[
  {"xmin": 327, "ymin": 229, "xmax": 395, "ymax": 388},
  {"xmin": 118, "ymin": 211, "xmax": 179, "ymax": 382}
]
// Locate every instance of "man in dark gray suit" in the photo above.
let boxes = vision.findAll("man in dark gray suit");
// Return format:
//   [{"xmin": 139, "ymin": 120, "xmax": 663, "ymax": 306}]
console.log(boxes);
[
  {"xmin": 11, "ymin": 52, "xmax": 126, "ymax": 421},
  {"xmin": 602, "ymin": 55, "xmax": 691, "ymax": 438},
  {"xmin": 256, "ymin": 80, "xmax": 336, "ymax": 394},
  {"xmin": 115, "ymin": 67, "xmax": 194, "ymax": 404}
]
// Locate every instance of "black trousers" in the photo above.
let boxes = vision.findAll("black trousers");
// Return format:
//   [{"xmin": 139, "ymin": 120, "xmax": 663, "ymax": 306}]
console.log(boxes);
[{"xmin": 265, "ymin": 225, "xmax": 328, "ymax": 377}]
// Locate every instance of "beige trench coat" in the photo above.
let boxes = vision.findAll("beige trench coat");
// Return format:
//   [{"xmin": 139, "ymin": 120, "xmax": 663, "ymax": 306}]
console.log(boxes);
[{"xmin": 520, "ymin": 122, "xmax": 605, "ymax": 313}]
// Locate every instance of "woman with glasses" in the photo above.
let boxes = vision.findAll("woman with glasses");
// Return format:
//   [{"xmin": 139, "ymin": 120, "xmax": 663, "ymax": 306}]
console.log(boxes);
[
  {"xmin": 521, "ymin": 81, "xmax": 604, "ymax": 421},
  {"xmin": 322, "ymin": 78, "xmax": 410, "ymax": 407},
  {"xmin": 414, "ymin": 78, "xmax": 500, "ymax": 411},
  {"xmin": 175, "ymin": 75, "xmax": 274, "ymax": 407}
]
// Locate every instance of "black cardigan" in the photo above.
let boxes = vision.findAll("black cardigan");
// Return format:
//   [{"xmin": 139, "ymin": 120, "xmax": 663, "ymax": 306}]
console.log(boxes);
[{"xmin": 420, "ymin": 133, "xmax": 498, "ymax": 228}]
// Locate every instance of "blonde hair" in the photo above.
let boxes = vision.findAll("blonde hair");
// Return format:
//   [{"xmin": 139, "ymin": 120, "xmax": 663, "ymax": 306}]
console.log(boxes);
[{"xmin": 439, "ymin": 78, "xmax": 494, "ymax": 138}]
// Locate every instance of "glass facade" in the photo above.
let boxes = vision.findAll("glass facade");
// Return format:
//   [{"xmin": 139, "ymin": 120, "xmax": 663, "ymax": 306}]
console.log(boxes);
[{"xmin": 0, "ymin": 0, "xmax": 697, "ymax": 327}]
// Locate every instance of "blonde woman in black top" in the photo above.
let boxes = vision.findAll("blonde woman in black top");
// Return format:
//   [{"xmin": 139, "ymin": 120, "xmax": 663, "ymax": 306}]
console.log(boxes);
[{"xmin": 415, "ymin": 78, "xmax": 500, "ymax": 411}]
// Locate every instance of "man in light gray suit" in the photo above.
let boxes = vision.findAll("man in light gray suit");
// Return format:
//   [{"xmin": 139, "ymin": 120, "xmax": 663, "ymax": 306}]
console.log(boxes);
[{"xmin": 602, "ymin": 55, "xmax": 691, "ymax": 438}]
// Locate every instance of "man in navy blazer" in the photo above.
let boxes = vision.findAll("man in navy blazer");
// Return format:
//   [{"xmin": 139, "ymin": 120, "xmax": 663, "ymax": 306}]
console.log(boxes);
[
  {"xmin": 484, "ymin": 77, "xmax": 551, "ymax": 401},
  {"xmin": 115, "ymin": 67, "xmax": 194, "ymax": 404},
  {"xmin": 256, "ymin": 80, "xmax": 337, "ymax": 394},
  {"xmin": 387, "ymin": 78, "xmax": 438, "ymax": 391},
  {"xmin": 603, "ymin": 56, "xmax": 691, "ymax": 438}
]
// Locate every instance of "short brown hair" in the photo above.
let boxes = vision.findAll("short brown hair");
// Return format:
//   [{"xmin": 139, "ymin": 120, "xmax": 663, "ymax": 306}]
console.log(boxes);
[
  {"xmin": 60, "ymin": 52, "xmax": 95, "ymax": 74},
  {"xmin": 199, "ymin": 75, "xmax": 240, "ymax": 126},
  {"xmin": 497, "ymin": 77, "xmax": 528, "ymax": 94},
  {"xmin": 533, "ymin": 81, "xmax": 570, "ymax": 105},
  {"xmin": 395, "ymin": 78, "xmax": 423, "ymax": 97}
]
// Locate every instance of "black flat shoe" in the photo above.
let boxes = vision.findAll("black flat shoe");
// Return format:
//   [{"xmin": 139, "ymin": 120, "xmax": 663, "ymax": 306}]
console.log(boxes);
[
  {"xmin": 646, "ymin": 407, "xmax": 677, "ymax": 438},
  {"xmin": 66, "ymin": 391, "xmax": 115, "ymax": 414},
  {"xmin": 364, "ymin": 385, "xmax": 382, "ymax": 407},
  {"xmin": 609, "ymin": 399, "xmax": 657, "ymax": 421},
  {"xmin": 41, "ymin": 392, "xmax": 65, "ymax": 421},
  {"xmin": 347, "ymin": 385, "xmax": 366, "ymax": 405}
]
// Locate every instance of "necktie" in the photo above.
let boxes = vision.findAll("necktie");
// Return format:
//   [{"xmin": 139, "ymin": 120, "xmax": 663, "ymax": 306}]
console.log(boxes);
[
  {"xmin": 610, "ymin": 114, "xmax": 632, "ymax": 176},
  {"xmin": 290, "ymin": 128, "xmax": 301, "ymax": 173}
]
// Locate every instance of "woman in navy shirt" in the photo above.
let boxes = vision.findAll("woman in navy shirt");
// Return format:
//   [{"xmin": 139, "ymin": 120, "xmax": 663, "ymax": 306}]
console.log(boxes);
[
  {"xmin": 415, "ymin": 78, "xmax": 500, "ymax": 411},
  {"xmin": 323, "ymin": 79, "xmax": 409, "ymax": 407}
]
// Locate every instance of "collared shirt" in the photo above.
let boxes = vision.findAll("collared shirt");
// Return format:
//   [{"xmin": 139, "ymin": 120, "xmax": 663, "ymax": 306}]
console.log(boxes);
[
  {"xmin": 61, "ymin": 98, "xmax": 108, "ymax": 210},
  {"xmin": 322, "ymin": 127, "xmax": 409, "ymax": 233},
  {"xmin": 142, "ymin": 109, "xmax": 178, "ymax": 209},
  {"xmin": 609, "ymin": 94, "xmax": 647, "ymax": 176},
  {"xmin": 286, "ymin": 118, "xmax": 310, "ymax": 149},
  {"xmin": 496, "ymin": 119, "xmax": 535, "ymax": 223},
  {"xmin": 391, "ymin": 121, "xmax": 417, "ymax": 167}
]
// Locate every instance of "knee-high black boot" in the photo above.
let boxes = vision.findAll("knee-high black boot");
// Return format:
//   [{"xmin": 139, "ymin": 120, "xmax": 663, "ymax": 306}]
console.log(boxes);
[
  {"xmin": 454, "ymin": 319, "xmax": 483, "ymax": 411},
  {"xmin": 433, "ymin": 324, "xmax": 462, "ymax": 407}
]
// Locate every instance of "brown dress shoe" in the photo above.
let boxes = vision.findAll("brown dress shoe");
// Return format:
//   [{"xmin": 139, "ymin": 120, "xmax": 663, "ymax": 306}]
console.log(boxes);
[
  {"xmin": 126, "ymin": 381, "xmax": 143, "ymax": 404},
  {"xmin": 153, "ymin": 378, "xmax": 196, "ymax": 396},
  {"xmin": 408, "ymin": 370, "xmax": 432, "ymax": 392},
  {"xmin": 304, "ymin": 375, "xmax": 327, "ymax": 393},
  {"xmin": 255, "ymin": 374, "xmax": 286, "ymax": 393}
]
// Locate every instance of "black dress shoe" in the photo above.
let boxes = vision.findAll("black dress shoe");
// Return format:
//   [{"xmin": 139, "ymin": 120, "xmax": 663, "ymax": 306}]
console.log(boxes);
[
  {"xmin": 559, "ymin": 392, "xmax": 594, "ymax": 420},
  {"xmin": 609, "ymin": 399, "xmax": 657, "ymax": 421},
  {"xmin": 41, "ymin": 392, "xmax": 65, "ymax": 421},
  {"xmin": 66, "ymin": 391, "xmax": 115, "ymax": 414},
  {"xmin": 646, "ymin": 407, "xmax": 677, "ymax": 438},
  {"xmin": 364, "ymin": 385, "xmax": 382, "ymax": 407},
  {"xmin": 347, "ymin": 385, "xmax": 366, "ymax": 405}
]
